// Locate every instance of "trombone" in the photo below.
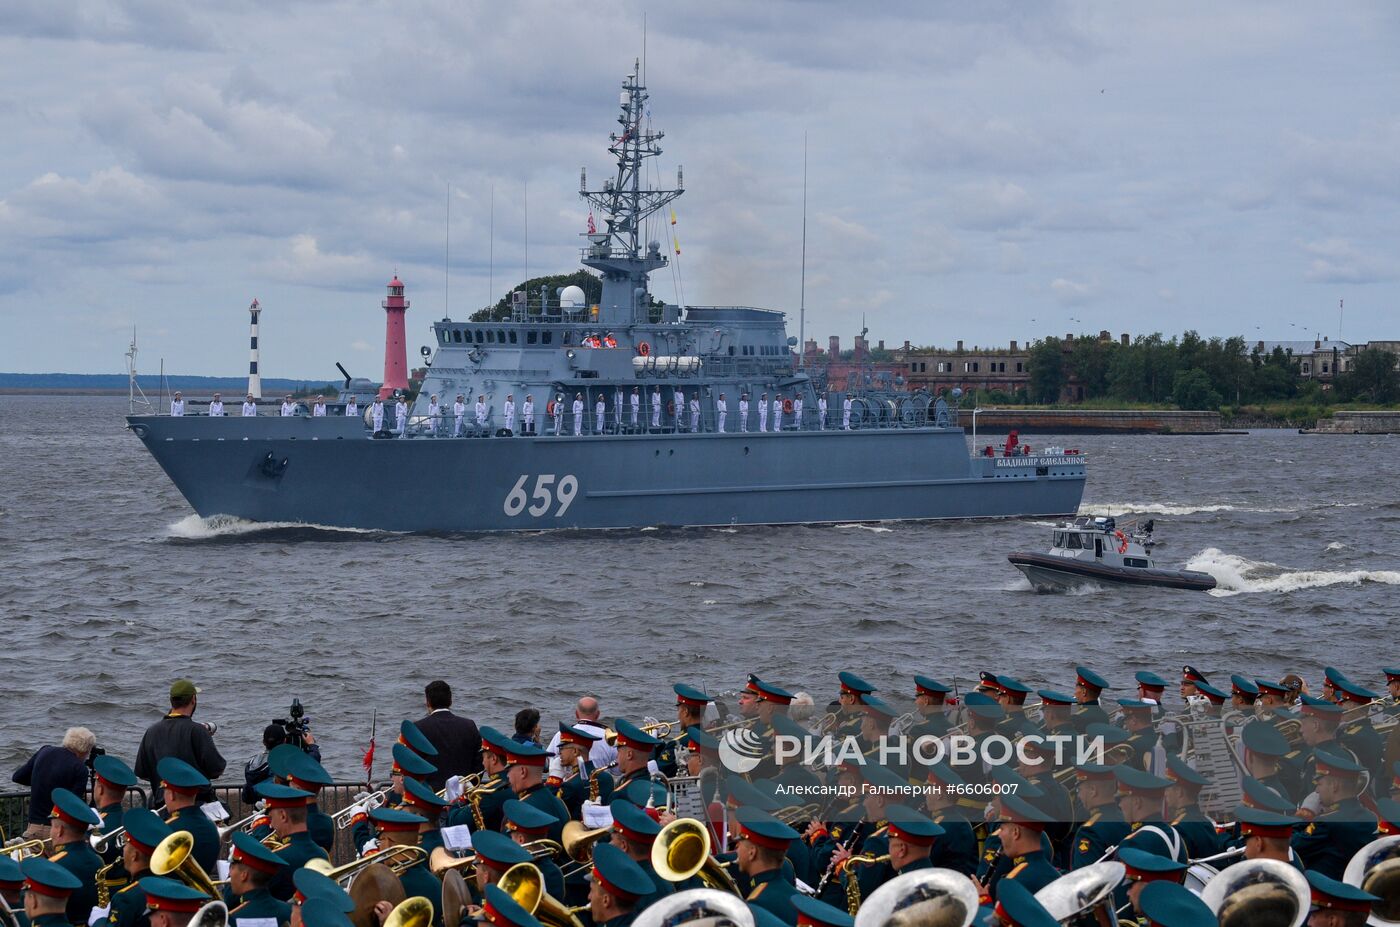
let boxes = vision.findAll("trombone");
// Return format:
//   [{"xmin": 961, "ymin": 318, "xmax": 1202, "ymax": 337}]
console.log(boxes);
[
  {"xmin": 90, "ymin": 826, "xmax": 127, "ymax": 853},
  {"xmin": 307, "ymin": 845, "xmax": 429, "ymax": 884},
  {"xmin": 332, "ymin": 789, "xmax": 391, "ymax": 830},
  {"xmin": 557, "ymin": 821, "xmax": 612, "ymax": 878},
  {"xmin": 216, "ymin": 802, "xmax": 268, "ymax": 840}
]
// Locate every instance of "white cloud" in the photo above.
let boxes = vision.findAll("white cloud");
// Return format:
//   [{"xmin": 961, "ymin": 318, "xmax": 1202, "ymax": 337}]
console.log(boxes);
[
  {"xmin": 1301, "ymin": 238, "xmax": 1395, "ymax": 285},
  {"xmin": 1049, "ymin": 276, "xmax": 1100, "ymax": 306}
]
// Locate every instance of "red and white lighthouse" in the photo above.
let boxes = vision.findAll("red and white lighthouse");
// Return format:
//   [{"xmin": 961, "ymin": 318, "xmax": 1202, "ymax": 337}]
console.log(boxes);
[{"xmin": 379, "ymin": 275, "xmax": 410, "ymax": 399}]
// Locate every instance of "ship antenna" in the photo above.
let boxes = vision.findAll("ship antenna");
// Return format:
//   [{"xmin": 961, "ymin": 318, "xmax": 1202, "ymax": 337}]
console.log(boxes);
[
  {"xmin": 523, "ymin": 179, "xmax": 529, "ymax": 287},
  {"xmin": 488, "ymin": 183, "xmax": 495, "ymax": 310},
  {"xmin": 444, "ymin": 182, "xmax": 450, "ymax": 319},
  {"xmin": 799, "ymin": 131, "xmax": 808, "ymax": 371}
]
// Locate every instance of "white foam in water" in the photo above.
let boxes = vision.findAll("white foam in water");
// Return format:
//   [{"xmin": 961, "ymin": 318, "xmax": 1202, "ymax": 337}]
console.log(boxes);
[
  {"xmin": 1080, "ymin": 502, "xmax": 1246, "ymax": 516},
  {"xmin": 1185, "ymin": 547, "xmax": 1400, "ymax": 597},
  {"xmin": 1325, "ymin": 541, "xmax": 1349, "ymax": 551},
  {"xmin": 835, "ymin": 523, "xmax": 894, "ymax": 533},
  {"xmin": 167, "ymin": 514, "xmax": 378, "ymax": 538}
]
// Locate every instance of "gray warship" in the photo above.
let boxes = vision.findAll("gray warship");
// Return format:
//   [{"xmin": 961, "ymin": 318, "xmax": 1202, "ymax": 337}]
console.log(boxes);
[{"xmin": 127, "ymin": 63, "xmax": 1087, "ymax": 533}]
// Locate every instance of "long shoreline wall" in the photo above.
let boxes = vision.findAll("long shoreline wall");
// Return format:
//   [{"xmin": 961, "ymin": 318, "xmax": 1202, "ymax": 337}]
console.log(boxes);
[{"xmin": 956, "ymin": 408, "xmax": 1222, "ymax": 435}]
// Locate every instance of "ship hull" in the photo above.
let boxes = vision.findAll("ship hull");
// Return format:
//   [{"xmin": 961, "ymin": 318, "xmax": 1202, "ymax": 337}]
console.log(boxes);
[{"xmin": 128, "ymin": 416, "xmax": 1085, "ymax": 532}]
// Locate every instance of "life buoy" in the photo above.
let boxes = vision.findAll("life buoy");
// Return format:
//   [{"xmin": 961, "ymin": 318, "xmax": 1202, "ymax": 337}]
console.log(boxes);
[
  {"xmin": 638, "ymin": 341, "xmax": 651, "ymax": 357},
  {"xmin": 546, "ymin": 400, "xmax": 556, "ymax": 416},
  {"xmin": 1114, "ymin": 530, "xmax": 1128, "ymax": 554},
  {"xmin": 667, "ymin": 401, "xmax": 676, "ymax": 415},
  {"xmin": 782, "ymin": 399, "xmax": 794, "ymax": 414}
]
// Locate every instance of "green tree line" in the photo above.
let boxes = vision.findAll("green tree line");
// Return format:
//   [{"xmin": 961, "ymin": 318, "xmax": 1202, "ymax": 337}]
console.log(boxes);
[{"xmin": 1023, "ymin": 332, "xmax": 1399, "ymax": 408}]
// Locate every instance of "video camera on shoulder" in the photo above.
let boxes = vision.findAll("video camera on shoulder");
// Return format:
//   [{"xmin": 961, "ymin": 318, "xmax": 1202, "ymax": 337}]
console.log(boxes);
[{"xmin": 273, "ymin": 698, "xmax": 312, "ymax": 749}]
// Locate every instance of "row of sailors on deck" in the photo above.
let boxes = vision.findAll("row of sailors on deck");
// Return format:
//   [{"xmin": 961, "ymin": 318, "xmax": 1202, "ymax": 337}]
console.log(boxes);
[{"xmin": 170, "ymin": 388, "xmax": 863, "ymax": 434}]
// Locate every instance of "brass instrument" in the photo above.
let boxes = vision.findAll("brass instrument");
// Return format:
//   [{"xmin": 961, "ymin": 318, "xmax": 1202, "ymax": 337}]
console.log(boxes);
[
  {"xmin": 332, "ymin": 789, "xmax": 391, "ymax": 830},
  {"xmin": 810, "ymin": 712, "xmax": 841, "ymax": 737},
  {"xmin": 435, "ymin": 772, "xmax": 484, "ymax": 801},
  {"xmin": 1343, "ymin": 834, "xmax": 1400, "ymax": 927},
  {"xmin": 91, "ymin": 825, "xmax": 127, "ymax": 852},
  {"xmin": 588, "ymin": 768, "xmax": 607, "ymax": 804},
  {"xmin": 852, "ymin": 868, "xmax": 980, "ymax": 927},
  {"xmin": 633, "ymin": 889, "xmax": 755, "ymax": 927},
  {"xmin": 215, "ymin": 804, "xmax": 267, "ymax": 840},
  {"xmin": 427, "ymin": 841, "xmax": 559, "ymax": 879},
  {"xmin": 651, "ymin": 819, "xmax": 741, "ymax": 896},
  {"xmin": 259, "ymin": 832, "xmax": 289, "ymax": 851},
  {"xmin": 1198, "ymin": 858, "xmax": 1310, "ymax": 927},
  {"xmin": 189, "ymin": 900, "xmax": 229, "ymax": 927},
  {"xmin": 309, "ymin": 845, "xmax": 429, "ymax": 884},
  {"xmin": 496, "ymin": 862, "xmax": 587, "ymax": 927},
  {"xmin": 95, "ymin": 860, "xmax": 126, "ymax": 908},
  {"xmin": 773, "ymin": 803, "xmax": 820, "ymax": 827},
  {"xmin": 558, "ymin": 820, "xmax": 611, "ymax": 876},
  {"xmin": 706, "ymin": 717, "xmax": 755, "ymax": 734},
  {"xmin": 843, "ymin": 854, "xmax": 891, "ymax": 915},
  {"xmin": 1, "ymin": 838, "xmax": 49, "ymax": 861},
  {"xmin": 1052, "ymin": 741, "xmax": 1136, "ymax": 788},
  {"xmin": 382, "ymin": 896, "xmax": 434, "ymax": 927},
  {"xmin": 604, "ymin": 720, "xmax": 675, "ymax": 746},
  {"xmin": 151, "ymin": 831, "xmax": 221, "ymax": 898},
  {"xmin": 1031, "ymin": 862, "xmax": 1126, "ymax": 927},
  {"xmin": 0, "ymin": 891, "xmax": 19, "ymax": 927}
]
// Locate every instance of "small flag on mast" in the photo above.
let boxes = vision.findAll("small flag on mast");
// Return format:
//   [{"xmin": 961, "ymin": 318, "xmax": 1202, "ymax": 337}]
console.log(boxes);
[
  {"xmin": 362, "ymin": 709, "xmax": 377, "ymax": 785},
  {"xmin": 587, "ymin": 211, "xmax": 596, "ymax": 234}
]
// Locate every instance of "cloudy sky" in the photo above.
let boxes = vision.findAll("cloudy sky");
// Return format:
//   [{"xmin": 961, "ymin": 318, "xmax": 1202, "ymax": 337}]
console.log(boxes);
[{"xmin": 1, "ymin": 2, "xmax": 1397, "ymax": 377}]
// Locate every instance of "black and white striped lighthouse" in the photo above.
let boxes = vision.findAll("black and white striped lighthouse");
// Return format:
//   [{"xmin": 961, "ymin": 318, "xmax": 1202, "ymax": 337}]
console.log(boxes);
[{"xmin": 247, "ymin": 298, "xmax": 263, "ymax": 399}]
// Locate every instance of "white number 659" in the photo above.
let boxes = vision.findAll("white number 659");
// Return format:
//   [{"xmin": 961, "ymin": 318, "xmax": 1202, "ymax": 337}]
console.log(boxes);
[{"xmin": 504, "ymin": 474, "xmax": 579, "ymax": 518}]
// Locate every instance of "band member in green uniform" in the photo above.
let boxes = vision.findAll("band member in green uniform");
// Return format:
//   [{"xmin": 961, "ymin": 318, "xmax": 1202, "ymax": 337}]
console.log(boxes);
[
  {"xmin": 257, "ymin": 782, "xmax": 329, "ymax": 901},
  {"xmin": 1071, "ymin": 666, "xmax": 1112, "ymax": 733},
  {"xmin": 554, "ymin": 723, "xmax": 612, "ymax": 819},
  {"xmin": 659, "ymin": 685, "xmax": 713, "ymax": 777},
  {"xmin": 1292, "ymin": 746, "xmax": 1377, "ymax": 880},
  {"xmin": 733, "ymin": 810, "xmax": 802, "ymax": 925},
  {"xmin": 45, "ymin": 788, "xmax": 104, "ymax": 925},
  {"xmin": 225, "ymin": 832, "xmax": 291, "ymax": 927},
  {"xmin": 501, "ymin": 800, "xmax": 566, "ymax": 901},
  {"xmin": 588, "ymin": 844, "xmax": 654, "ymax": 927},
  {"xmin": 105, "ymin": 809, "xmax": 173, "ymax": 927},
  {"xmin": 0, "ymin": 857, "xmax": 29, "ymax": 927},
  {"xmin": 400, "ymin": 778, "xmax": 449, "ymax": 852},
  {"xmin": 609, "ymin": 720, "xmax": 663, "ymax": 795},
  {"xmin": 1162, "ymin": 756, "xmax": 1219, "ymax": 861},
  {"xmin": 907, "ymin": 676, "xmax": 953, "ymax": 742},
  {"xmin": 479, "ymin": 884, "xmax": 543, "ymax": 927},
  {"xmin": 605, "ymin": 801, "xmax": 673, "ymax": 910},
  {"xmin": 154, "ymin": 758, "xmax": 220, "ymax": 874},
  {"xmin": 1116, "ymin": 847, "xmax": 1188, "ymax": 923},
  {"xmin": 367, "ymin": 808, "xmax": 442, "ymax": 927}
]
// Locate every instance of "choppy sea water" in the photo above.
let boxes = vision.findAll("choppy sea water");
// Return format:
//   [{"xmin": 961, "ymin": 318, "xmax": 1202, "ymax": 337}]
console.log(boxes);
[{"xmin": 1, "ymin": 394, "xmax": 1395, "ymax": 780}]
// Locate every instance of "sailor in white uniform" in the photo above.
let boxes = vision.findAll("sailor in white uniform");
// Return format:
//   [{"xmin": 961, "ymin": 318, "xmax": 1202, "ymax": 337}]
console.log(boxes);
[
  {"xmin": 422, "ymin": 394, "xmax": 437, "ymax": 432},
  {"xmin": 651, "ymin": 387, "xmax": 662, "ymax": 430},
  {"xmin": 792, "ymin": 394, "xmax": 803, "ymax": 430},
  {"xmin": 394, "ymin": 396, "xmax": 408, "ymax": 433},
  {"xmin": 572, "ymin": 393, "xmax": 584, "ymax": 435},
  {"xmin": 553, "ymin": 393, "xmax": 565, "ymax": 435},
  {"xmin": 169, "ymin": 392, "xmax": 185, "ymax": 416},
  {"xmin": 522, "ymin": 395, "xmax": 535, "ymax": 435},
  {"xmin": 475, "ymin": 395, "xmax": 488, "ymax": 429},
  {"xmin": 613, "ymin": 389, "xmax": 624, "ymax": 432},
  {"xmin": 208, "ymin": 393, "xmax": 225, "ymax": 417},
  {"xmin": 842, "ymin": 396, "xmax": 852, "ymax": 430},
  {"xmin": 716, "ymin": 394, "xmax": 727, "ymax": 433},
  {"xmin": 758, "ymin": 392, "xmax": 768, "ymax": 432},
  {"xmin": 630, "ymin": 387, "xmax": 641, "ymax": 430},
  {"xmin": 739, "ymin": 394, "xmax": 749, "ymax": 432},
  {"xmin": 594, "ymin": 395, "xmax": 606, "ymax": 433},
  {"xmin": 453, "ymin": 395, "xmax": 466, "ymax": 436},
  {"xmin": 504, "ymin": 395, "xmax": 516, "ymax": 434},
  {"xmin": 312, "ymin": 395, "xmax": 327, "ymax": 417},
  {"xmin": 673, "ymin": 388, "xmax": 686, "ymax": 432},
  {"xmin": 281, "ymin": 395, "xmax": 297, "ymax": 417},
  {"xmin": 242, "ymin": 394, "xmax": 258, "ymax": 417},
  {"xmin": 689, "ymin": 395, "xmax": 700, "ymax": 433},
  {"xmin": 772, "ymin": 394, "xmax": 783, "ymax": 431},
  {"xmin": 371, "ymin": 398, "xmax": 385, "ymax": 431},
  {"xmin": 817, "ymin": 395, "xmax": 827, "ymax": 430},
  {"xmin": 344, "ymin": 397, "xmax": 358, "ymax": 419}
]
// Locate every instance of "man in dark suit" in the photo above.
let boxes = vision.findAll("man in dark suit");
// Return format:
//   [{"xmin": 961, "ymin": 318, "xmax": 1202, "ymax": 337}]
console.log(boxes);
[{"xmin": 415, "ymin": 680, "xmax": 482, "ymax": 790}]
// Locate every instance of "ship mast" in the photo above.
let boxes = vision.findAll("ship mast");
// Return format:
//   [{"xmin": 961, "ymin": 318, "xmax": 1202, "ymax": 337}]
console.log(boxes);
[{"xmin": 580, "ymin": 59, "xmax": 683, "ymax": 325}]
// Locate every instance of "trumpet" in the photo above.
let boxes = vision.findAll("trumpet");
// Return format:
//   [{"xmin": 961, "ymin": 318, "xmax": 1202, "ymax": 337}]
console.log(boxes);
[
  {"xmin": 604, "ymin": 720, "xmax": 675, "ymax": 746},
  {"xmin": 708, "ymin": 717, "xmax": 755, "ymax": 734},
  {"xmin": 331, "ymin": 789, "xmax": 390, "ymax": 829},
  {"xmin": 773, "ymin": 803, "xmax": 821, "ymax": 827},
  {"xmin": 2, "ymin": 838, "xmax": 50, "ymax": 861},
  {"xmin": 90, "ymin": 826, "xmax": 127, "ymax": 852},
  {"xmin": 435, "ymin": 772, "xmax": 484, "ymax": 800},
  {"xmin": 216, "ymin": 804, "xmax": 267, "ymax": 840},
  {"xmin": 308, "ymin": 844, "xmax": 429, "ymax": 884}
]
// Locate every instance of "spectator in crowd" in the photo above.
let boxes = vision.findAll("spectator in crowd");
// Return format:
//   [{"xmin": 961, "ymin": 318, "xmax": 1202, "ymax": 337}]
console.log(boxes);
[
  {"xmin": 11, "ymin": 727, "xmax": 95, "ymax": 839},
  {"xmin": 414, "ymin": 680, "xmax": 483, "ymax": 791},
  {"xmin": 513, "ymin": 709, "xmax": 542, "ymax": 747},
  {"xmin": 134, "ymin": 679, "xmax": 226, "ymax": 806}
]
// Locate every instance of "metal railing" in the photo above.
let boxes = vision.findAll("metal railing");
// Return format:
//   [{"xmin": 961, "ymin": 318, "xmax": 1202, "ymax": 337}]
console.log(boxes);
[{"xmin": 399, "ymin": 403, "xmax": 854, "ymax": 438}]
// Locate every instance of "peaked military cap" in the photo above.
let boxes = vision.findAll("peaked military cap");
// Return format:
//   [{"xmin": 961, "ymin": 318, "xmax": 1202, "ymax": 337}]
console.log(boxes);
[
  {"xmin": 482, "ymin": 883, "xmax": 544, "ymax": 927},
  {"xmin": 1239, "ymin": 721, "xmax": 1290, "ymax": 758},
  {"xmin": 156, "ymin": 756, "xmax": 210, "ymax": 792},
  {"xmin": 861, "ymin": 694, "xmax": 897, "ymax": 720},
  {"xmin": 0, "ymin": 856, "xmax": 22, "ymax": 890},
  {"xmin": 368, "ymin": 806, "xmax": 426, "ymax": 831},
  {"xmin": 610, "ymin": 800, "xmax": 661, "ymax": 843},
  {"xmin": 390, "ymin": 742, "xmax": 437, "ymax": 778},
  {"xmin": 401, "ymin": 776, "xmax": 448, "ymax": 811},
  {"xmin": 994, "ymin": 878, "xmax": 1058, "ymax": 927},
  {"xmin": 20, "ymin": 857, "xmax": 81, "ymax": 897},
  {"xmin": 93, "ymin": 755, "xmax": 138, "ymax": 789},
  {"xmin": 997, "ymin": 794, "xmax": 1053, "ymax": 830},
  {"xmin": 266, "ymin": 744, "xmax": 304, "ymax": 779},
  {"xmin": 1118, "ymin": 847, "xmax": 1187, "ymax": 882},
  {"xmin": 1334, "ymin": 677, "xmax": 1379, "ymax": 703},
  {"xmin": 590, "ymin": 842, "xmax": 653, "ymax": 901},
  {"xmin": 1312, "ymin": 744, "xmax": 1364, "ymax": 777},
  {"xmin": 1254, "ymin": 678, "xmax": 1290, "ymax": 697},
  {"xmin": 1037, "ymin": 689, "xmax": 1075, "ymax": 706},
  {"xmin": 300, "ymin": 897, "xmax": 356, "ymax": 927},
  {"xmin": 1192, "ymin": 680, "xmax": 1227, "ymax": 703},
  {"xmin": 1116, "ymin": 698, "xmax": 1154, "ymax": 713},
  {"xmin": 838, "ymin": 671, "xmax": 876, "ymax": 695},
  {"xmin": 1323, "ymin": 666, "xmax": 1350, "ymax": 686},
  {"xmin": 790, "ymin": 893, "xmax": 854, "ymax": 927},
  {"xmin": 1075, "ymin": 763, "xmax": 1117, "ymax": 781},
  {"xmin": 503, "ymin": 740, "xmax": 549, "ymax": 768},
  {"xmin": 138, "ymin": 876, "xmax": 208, "ymax": 913},
  {"xmin": 752, "ymin": 679, "xmax": 795, "ymax": 705},
  {"xmin": 1135, "ymin": 671, "xmax": 1169, "ymax": 690},
  {"xmin": 914, "ymin": 675, "xmax": 952, "ymax": 696},
  {"xmin": 253, "ymin": 781, "xmax": 313, "ymax": 809},
  {"xmin": 1374, "ymin": 797, "xmax": 1400, "ymax": 835},
  {"xmin": 925, "ymin": 761, "xmax": 965, "ymax": 787},
  {"xmin": 501, "ymin": 799, "xmax": 557, "ymax": 836},
  {"xmin": 995, "ymin": 674, "xmax": 1032, "ymax": 696},
  {"xmin": 397, "ymin": 719, "xmax": 439, "ymax": 757},
  {"xmin": 1075, "ymin": 666, "xmax": 1111, "ymax": 691},
  {"xmin": 1163, "ymin": 756, "xmax": 1210, "ymax": 790},
  {"xmin": 684, "ymin": 725, "xmax": 720, "ymax": 755},
  {"xmin": 1233, "ymin": 804, "xmax": 1299, "ymax": 839},
  {"xmin": 621, "ymin": 779, "xmax": 667, "ymax": 809},
  {"xmin": 723, "ymin": 777, "xmax": 780, "ymax": 812},
  {"xmin": 49, "ymin": 787, "xmax": 101, "ymax": 827},
  {"xmin": 1300, "ymin": 694, "xmax": 1343, "ymax": 717},
  {"xmin": 122, "ymin": 807, "xmax": 172, "ymax": 855},
  {"xmin": 283, "ymin": 751, "xmax": 334, "ymax": 789},
  {"xmin": 1180, "ymin": 665, "xmax": 1209, "ymax": 684},
  {"xmin": 963, "ymin": 691, "xmax": 1005, "ymax": 721},
  {"xmin": 1086, "ymin": 722, "xmax": 1130, "ymax": 745},
  {"xmin": 883, "ymin": 804, "xmax": 943, "ymax": 846},
  {"xmin": 733, "ymin": 808, "xmax": 799, "ymax": 850},
  {"xmin": 230, "ymin": 831, "xmax": 286, "ymax": 874},
  {"xmin": 750, "ymin": 905, "xmax": 789, "ymax": 927},
  {"xmin": 860, "ymin": 761, "xmax": 910, "ymax": 792},
  {"xmin": 1114, "ymin": 766, "xmax": 1172, "ymax": 794},
  {"xmin": 611, "ymin": 718, "xmax": 662, "ymax": 750},
  {"xmin": 1136, "ymin": 880, "xmax": 1215, "ymax": 927},
  {"xmin": 1240, "ymin": 776, "xmax": 1294, "ymax": 814},
  {"xmin": 558, "ymin": 722, "xmax": 600, "ymax": 747},
  {"xmin": 293, "ymin": 868, "xmax": 354, "ymax": 909},
  {"xmin": 472, "ymin": 830, "xmax": 533, "ymax": 871},
  {"xmin": 990, "ymin": 766, "xmax": 1044, "ymax": 799},
  {"xmin": 1383, "ymin": 667, "xmax": 1400, "ymax": 683},
  {"xmin": 1229, "ymin": 674, "xmax": 1259, "ymax": 697},
  {"xmin": 1306, "ymin": 869, "xmax": 1378, "ymax": 913},
  {"xmin": 673, "ymin": 683, "xmax": 714, "ymax": 707}
]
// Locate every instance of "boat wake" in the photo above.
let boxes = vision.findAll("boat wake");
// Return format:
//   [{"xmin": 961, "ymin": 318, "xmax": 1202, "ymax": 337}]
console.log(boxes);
[
  {"xmin": 1185, "ymin": 547, "xmax": 1400, "ymax": 597},
  {"xmin": 835, "ymin": 523, "xmax": 895, "ymax": 533},
  {"xmin": 167, "ymin": 514, "xmax": 390, "ymax": 542},
  {"xmin": 1080, "ymin": 501, "xmax": 1362, "ymax": 517}
]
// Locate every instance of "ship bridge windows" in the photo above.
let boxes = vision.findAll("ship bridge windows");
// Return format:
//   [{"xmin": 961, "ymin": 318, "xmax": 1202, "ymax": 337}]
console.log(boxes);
[
  {"xmin": 527, "ymin": 331, "xmax": 538, "ymax": 345},
  {"xmin": 475, "ymin": 330, "xmax": 484, "ymax": 344},
  {"xmin": 498, "ymin": 329, "xmax": 506, "ymax": 343},
  {"xmin": 1124, "ymin": 557, "xmax": 1149, "ymax": 568},
  {"xmin": 1053, "ymin": 531, "xmax": 1066, "ymax": 547},
  {"xmin": 542, "ymin": 332, "xmax": 553, "ymax": 345},
  {"xmin": 1065, "ymin": 533, "xmax": 1084, "ymax": 550},
  {"xmin": 509, "ymin": 331, "xmax": 517, "ymax": 344},
  {"xmin": 452, "ymin": 330, "xmax": 462, "ymax": 343},
  {"xmin": 486, "ymin": 330, "xmax": 496, "ymax": 343}
]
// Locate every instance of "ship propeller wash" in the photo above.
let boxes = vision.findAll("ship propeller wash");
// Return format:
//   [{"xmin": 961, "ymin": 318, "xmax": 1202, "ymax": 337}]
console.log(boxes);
[{"xmin": 127, "ymin": 61, "xmax": 1086, "ymax": 533}]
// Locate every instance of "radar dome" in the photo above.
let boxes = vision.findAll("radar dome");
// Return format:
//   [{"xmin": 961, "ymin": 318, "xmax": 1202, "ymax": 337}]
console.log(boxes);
[{"xmin": 559, "ymin": 285, "xmax": 586, "ymax": 309}]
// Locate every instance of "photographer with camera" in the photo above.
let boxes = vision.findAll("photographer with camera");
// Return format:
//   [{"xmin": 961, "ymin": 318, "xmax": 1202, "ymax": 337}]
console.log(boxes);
[
  {"xmin": 134, "ymin": 679, "xmax": 225, "ymax": 807},
  {"xmin": 243, "ymin": 699, "xmax": 321, "ymax": 804}
]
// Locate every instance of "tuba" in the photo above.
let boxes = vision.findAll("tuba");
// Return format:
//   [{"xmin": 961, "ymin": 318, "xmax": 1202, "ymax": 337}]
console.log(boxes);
[
  {"xmin": 1198, "ymin": 858, "xmax": 1310, "ymax": 927},
  {"xmin": 633, "ymin": 889, "xmax": 756, "ymax": 927},
  {"xmin": 382, "ymin": 897, "xmax": 434, "ymax": 927},
  {"xmin": 559, "ymin": 820, "xmax": 612, "ymax": 876},
  {"xmin": 1344, "ymin": 834, "xmax": 1400, "ymax": 927},
  {"xmin": 189, "ymin": 900, "xmax": 228, "ymax": 927},
  {"xmin": 1033, "ymin": 862, "xmax": 1125, "ymax": 927},
  {"xmin": 652, "ymin": 818, "xmax": 741, "ymax": 896},
  {"xmin": 853, "ymin": 868, "xmax": 981, "ymax": 927},
  {"xmin": 150, "ymin": 831, "xmax": 220, "ymax": 899}
]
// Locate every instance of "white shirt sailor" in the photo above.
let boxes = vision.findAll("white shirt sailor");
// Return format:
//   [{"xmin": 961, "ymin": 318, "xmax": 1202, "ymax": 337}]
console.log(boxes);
[
  {"xmin": 572, "ymin": 397, "xmax": 584, "ymax": 435},
  {"xmin": 630, "ymin": 389, "xmax": 641, "ymax": 425},
  {"xmin": 208, "ymin": 400, "xmax": 225, "ymax": 417},
  {"xmin": 426, "ymin": 397, "xmax": 439, "ymax": 431},
  {"xmin": 651, "ymin": 388, "xmax": 662, "ymax": 428},
  {"xmin": 169, "ymin": 397, "xmax": 185, "ymax": 416},
  {"xmin": 842, "ymin": 396, "xmax": 852, "ymax": 430},
  {"xmin": 689, "ymin": 396, "xmax": 700, "ymax": 432},
  {"xmin": 716, "ymin": 396, "xmax": 728, "ymax": 433},
  {"xmin": 394, "ymin": 399, "xmax": 408, "ymax": 432},
  {"xmin": 522, "ymin": 397, "xmax": 535, "ymax": 433},
  {"xmin": 453, "ymin": 399, "xmax": 466, "ymax": 435},
  {"xmin": 739, "ymin": 397, "xmax": 749, "ymax": 432},
  {"xmin": 674, "ymin": 390, "xmax": 686, "ymax": 430},
  {"xmin": 280, "ymin": 400, "xmax": 296, "ymax": 417},
  {"xmin": 595, "ymin": 397, "xmax": 606, "ymax": 433},
  {"xmin": 792, "ymin": 396, "xmax": 803, "ymax": 429},
  {"xmin": 504, "ymin": 397, "xmax": 516, "ymax": 433},
  {"xmin": 772, "ymin": 395, "xmax": 783, "ymax": 430},
  {"xmin": 345, "ymin": 399, "xmax": 358, "ymax": 418},
  {"xmin": 242, "ymin": 400, "xmax": 258, "ymax": 417},
  {"xmin": 475, "ymin": 398, "xmax": 488, "ymax": 427},
  {"xmin": 313, "ymin": 400, "xmax": 327, "ymax": 417},
  {"xmin": 757, "ymin": 395, "xmax": 768, "ymax": 432},
  {"xmin": 371, "ymin": 401, "xmax": 385, "ymax": 431},
  {"xmin": 818, "ymin": 396, "xmax": 827, "ymax": 429},
  {"xmin": 554, "ymin": 395, "xmax": 565, "ymax": 434}
]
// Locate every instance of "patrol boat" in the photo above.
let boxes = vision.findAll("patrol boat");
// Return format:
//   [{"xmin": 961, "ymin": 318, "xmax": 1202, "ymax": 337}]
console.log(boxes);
[
  {"xmin": 1008, "ymin": 517, "xmax": 1217, "ymax": 592},
  {"xmin": 126, "ymin": 62, "xmax": 1087, "ymax": 533}
]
